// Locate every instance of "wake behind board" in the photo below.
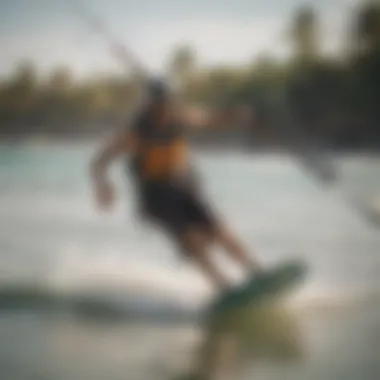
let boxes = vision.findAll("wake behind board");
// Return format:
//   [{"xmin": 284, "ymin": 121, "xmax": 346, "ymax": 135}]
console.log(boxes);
[{"xmin": 209, "ymin": 259, "xmax": 307, "ymax": 316}]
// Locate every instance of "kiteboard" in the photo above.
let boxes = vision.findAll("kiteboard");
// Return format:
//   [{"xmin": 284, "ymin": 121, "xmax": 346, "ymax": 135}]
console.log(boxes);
[{"xmin": 208, "ymin": 259, "xmax": 307, "ymax": 316}]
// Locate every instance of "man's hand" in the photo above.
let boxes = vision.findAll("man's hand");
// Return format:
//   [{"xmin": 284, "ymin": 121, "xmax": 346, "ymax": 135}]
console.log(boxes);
[
  {"xmin": 93, "ymin": 179, "xmax": 115, "ymax": 211},
  {"xmin": 90, "ymin": 130, "xmax": 133, "ymax": 212}
]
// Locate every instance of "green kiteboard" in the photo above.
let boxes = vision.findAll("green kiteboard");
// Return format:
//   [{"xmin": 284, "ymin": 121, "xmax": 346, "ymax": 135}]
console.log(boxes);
[{"xmin": 209, "ymin": 259, "xmax": 307, "ymax": 317}]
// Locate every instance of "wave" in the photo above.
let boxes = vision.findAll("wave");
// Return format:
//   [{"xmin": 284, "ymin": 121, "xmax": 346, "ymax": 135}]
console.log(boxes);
[
  {"xmin": 287, "ymin": 284, "xmax": 380, "ymax": 315},
  {"xmin": 0, "ymin": 283, "xmax": 201, "ymax": 323},
  {"xmin": 1, "ymin": 246, "xmax": 379, "ymax": 324},
  {"xmin": 0, "ymin": 279, "xmax": 379, "ymax": 325}
]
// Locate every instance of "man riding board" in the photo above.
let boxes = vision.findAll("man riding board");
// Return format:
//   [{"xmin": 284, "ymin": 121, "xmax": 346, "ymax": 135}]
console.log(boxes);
[{"xmin": 91, "ymin": 79, "xmax": 261, "ymax": 290}]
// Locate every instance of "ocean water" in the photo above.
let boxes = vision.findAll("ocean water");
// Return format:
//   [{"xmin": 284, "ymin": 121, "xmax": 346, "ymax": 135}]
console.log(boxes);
[{"xmin": 0, "ymin": 142, "xmax": 379, "ymax": 380}]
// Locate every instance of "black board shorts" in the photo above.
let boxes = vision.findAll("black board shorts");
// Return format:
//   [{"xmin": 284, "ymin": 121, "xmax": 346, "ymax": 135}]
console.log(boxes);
[{"xmin": 141, "ymin": 181, "xmax": 216, "ymax": 241}]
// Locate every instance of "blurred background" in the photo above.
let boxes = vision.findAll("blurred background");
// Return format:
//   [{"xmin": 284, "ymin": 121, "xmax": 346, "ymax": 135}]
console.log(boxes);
[{"xmin": 0, "ymin": 0, "xmax": 380, "ymax": 379}]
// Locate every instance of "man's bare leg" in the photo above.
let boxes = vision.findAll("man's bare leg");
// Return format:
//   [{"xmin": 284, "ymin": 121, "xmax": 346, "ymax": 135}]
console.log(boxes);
[
  {"xmin": 181, "ymin": 227, "xmax": 230, "ymax": 291},
  {"xmin": 215, "ymin": 224, "xmax": 261, "ymax": 274}
]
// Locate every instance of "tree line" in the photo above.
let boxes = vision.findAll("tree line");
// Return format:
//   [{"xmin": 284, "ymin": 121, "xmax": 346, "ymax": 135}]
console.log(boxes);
[{"xmin": 0, "ymin": 2, "xmax": 379, "ymax": 150}]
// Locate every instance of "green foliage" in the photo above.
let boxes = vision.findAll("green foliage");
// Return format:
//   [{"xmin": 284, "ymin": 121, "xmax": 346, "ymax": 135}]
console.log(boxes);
[
  {"xmin": 356, "ymin": 1, "xmax": 380, "ymax": 53},
  {"xmin": 168, "ymin": 45, "xmax": 197, "ymax": 89},
  {"xmin": 0, "ymin": 4, "xmax": 379, "ymax": 148},
  {"xmin": 291, "ymin": 6, "xmax": 320, "ymax": 64}
]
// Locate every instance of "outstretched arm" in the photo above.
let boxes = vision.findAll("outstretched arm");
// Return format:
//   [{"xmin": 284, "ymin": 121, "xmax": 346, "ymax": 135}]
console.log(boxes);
[
  {"xmin": 91, "ymin": 131, "xmax": 133, "ymax": 181},
  {"xmin": 180, "ymin": 104, "xmax": 253, "ymax": 129},
  {"xmin": 90, "ymin": 131, "xmax": 135, "ymax": 210}
]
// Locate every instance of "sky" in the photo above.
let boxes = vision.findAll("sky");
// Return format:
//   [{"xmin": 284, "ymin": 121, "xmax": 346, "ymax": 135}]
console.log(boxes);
[{"xmin": 0, "ymin": 0, "xmax": 360, "ymax": 78}]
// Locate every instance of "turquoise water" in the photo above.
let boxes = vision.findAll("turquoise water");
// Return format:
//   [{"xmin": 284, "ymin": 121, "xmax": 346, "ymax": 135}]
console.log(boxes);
[{"xmin": 0, "ymin": 143, "xmax": 379, "ymax": 379}]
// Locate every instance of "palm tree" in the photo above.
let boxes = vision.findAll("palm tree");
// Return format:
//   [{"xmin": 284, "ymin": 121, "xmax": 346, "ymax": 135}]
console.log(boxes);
[
  {"xmin": 291, "ymin": 6, "xmax": 320, "ymax": 64},
  {"xmin": 168, "ymin": 45, "xmax": 196, "ymax": 89},
  {"xmin": 356, "ymin": 1, "xmax": 380, "ymax": 54}
]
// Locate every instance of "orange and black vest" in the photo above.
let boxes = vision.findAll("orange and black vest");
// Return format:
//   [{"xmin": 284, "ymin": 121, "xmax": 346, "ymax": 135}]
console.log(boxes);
[{"xmin": 128, "ymin": 110, "xmax": 189, "ymax": 184}]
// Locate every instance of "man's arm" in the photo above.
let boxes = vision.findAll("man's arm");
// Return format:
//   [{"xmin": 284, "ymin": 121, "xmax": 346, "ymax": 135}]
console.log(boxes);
[
  {"xmin": 91, "ymin": 131, "xmax": 134, "ymax": 183},
  {"xmin": 90, "ymin": 131, "xmax": 135, "ymax": 209},
  {"xmin": 180, "ymin": 103, "xmax": 252, "ymax": 129}
]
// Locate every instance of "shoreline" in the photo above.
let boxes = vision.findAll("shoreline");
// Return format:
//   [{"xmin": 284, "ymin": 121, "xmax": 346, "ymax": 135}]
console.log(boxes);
[{"xmin": 1, "ymin": 135, "xmax": 380, "ymax": 156}]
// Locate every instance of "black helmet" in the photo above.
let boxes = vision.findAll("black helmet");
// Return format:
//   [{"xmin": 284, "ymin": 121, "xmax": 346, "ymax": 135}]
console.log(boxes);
[{"xmin": 146, "ymin": 78, "xmax": 173, "ymax": 101}]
